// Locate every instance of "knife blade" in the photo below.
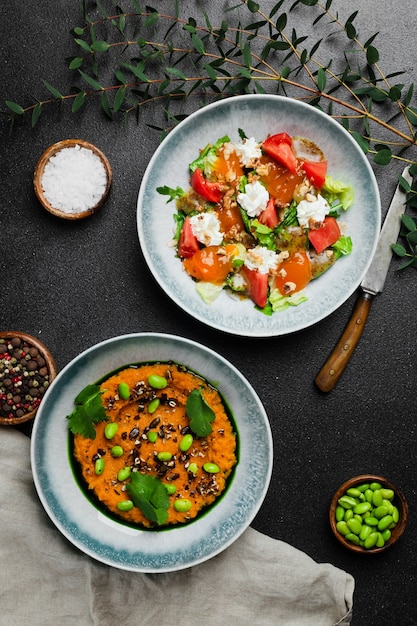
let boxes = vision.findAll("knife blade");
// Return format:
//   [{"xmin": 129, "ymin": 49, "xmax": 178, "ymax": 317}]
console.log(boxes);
[{"xmin": 315, "ymin": 166, "xmax": 412, "ymax": 393}]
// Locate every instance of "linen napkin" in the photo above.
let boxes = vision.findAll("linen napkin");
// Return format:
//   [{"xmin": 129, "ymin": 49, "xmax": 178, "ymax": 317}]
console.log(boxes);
[{"xmin": 0, "ymin": 428, "xmax": 353, "ymax": 625}]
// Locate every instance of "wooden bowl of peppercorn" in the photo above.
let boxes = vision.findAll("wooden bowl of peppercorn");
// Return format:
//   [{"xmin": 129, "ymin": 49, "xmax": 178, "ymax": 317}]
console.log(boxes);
[{"xmin": 0, "ymin": 331, "xmax": 57, "ymax": 426}]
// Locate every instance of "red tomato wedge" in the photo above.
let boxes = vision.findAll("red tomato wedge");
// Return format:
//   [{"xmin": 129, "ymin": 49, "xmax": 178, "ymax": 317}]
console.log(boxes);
[
  {"xmin": 258, "ymin": 197, "xmax": 279, "ymax": 228},
  {"xmin": 190, "ymin": 167, "xmax": 223, "ymax": 203},
  {"xmin": 178, "ymin": 216, "xmax": 200, "ymax": 258},
  {"xmin": 302, "ymin": 160, "xmax": 328, "ymax": 189},
  {"xmin": 262, "ymin": 134, "xmax": 298, "ymax": 175},
  {"xmin": 242, "ymin": 267, "xmax": 269, "ymax": 308},
  {"xmin": 308, "ymin": 216, "xmax": 341, "ymax": 254}
]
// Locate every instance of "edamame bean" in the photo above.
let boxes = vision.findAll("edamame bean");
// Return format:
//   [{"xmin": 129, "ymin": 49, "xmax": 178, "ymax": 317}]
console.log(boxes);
[
  {"xmin": 346, "ymin": 518, "xmax": 362, "ymax": 535},
  {"xmin": 344, "ymin": 509, "xmax": 354, "ymax": 521},
  {"xmin": 147, "ymin": 431, "xmax": 158, "ymax": 443},
  {"xmin": 188, "ymin": 463, "xmax": 198, "ymax": 476},
  {"xmin": 364, "ymin": 532, "xmax": 379, "ymax": 549},
  {"xmin": 373, "ymin": 505, "xmax": 388, "ymax": 519},
  {"xmin": 392, "ymin": 506, "xmax": 400, "ymax": 524},
  {"xmin": 203, "ymin": 462, "xmax": 220, "ymax": 474},
  {"xmin": 174, "ymin": 499, "xmax": 192, "ymax": 512},
  {"xmin": 336, "ymin": 521, "xmax": 349, "ymax": 536},
  {"xmin": 118, "ymin": 382, "xmax": 130, "ymax": 400},
  {"xmin": 179, "ymin": 434, "xmax": 193, "ymax": 452},
  {"xmin": 364, "ymin": 489, "xmax": 374, "ymax": 504},
  {"xmin": 111, "ymin": 445, "xmax": 124, "ymax": 458},
  {"xmin": 359, "ymin": 525, "xmax": 372, "ymax": 542},
  {"xmin": 164, "ymin": 484, "xmax": 177, "ymax": 495},
  {"xmin": 376, "ymin": 533, "xmax": 385, "ymax": 548},
  {"xmin": 117, "ymin": 500, "xmax": 134, "ymax": 512},
  {"xmin": 148, "ymin": 374, "xmax": 168, "ymax": 389},
  {"xmin": 117, "ymin": 466, "xmax": 131, "ymax": 482},
  {"xmin": 370, "ymin": 482, "xmax": 382, "ymax": 491},
  {"xmin": 148, "ymin": 398, "xmax": 160, "ymax": 414},
  {"xmin": 104, "ymin": 422, "xmax": 119, "ymax": 439},
  {"xmin": 335, "ymin": 506, "xmax": 345, "ymax": 522},
  {"xmin": 381, "ymin": 529, "xmax": 391, "ymax": 542},
  {"xmin": 95, "ymin": 458, "xmax": 105, "ymax": 475},
  {"xmin": 345, "ymin": 533, "xmax": 360, "ymax": 545},
  {"xmin": 380, "ymin": 488, "xmax": 394, "ymax": 500},
  {"xmin": 363, "ymin": 516, "xmax": 378, "ymax": 527},
  {"xmin": 157, "ymin": 451, "xmax": 172, "ymax": 462},
  {"xmin": 353, "ymin": 501, "xmax": 371, "ymax": 515},
  {"xmin": 338, "ymin": 495, "xmax": 357, "ymax": 509},
  {"xmin": 372, "ymin": 490, "xmax": 383, "ymax": 507},
  {"xmin": 356, "ymin": 483, "xmax": 370, "ymax": 493},
  {"xmin": 346, "ymin": 487, "xmax": 362, "ymax": 498},
  {"xmin": 378, "ymin": 514, "xmax": 393, "ymax": 532}
]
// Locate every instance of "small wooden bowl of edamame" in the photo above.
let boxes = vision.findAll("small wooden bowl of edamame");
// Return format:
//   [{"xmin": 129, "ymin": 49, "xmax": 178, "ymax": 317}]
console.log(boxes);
[{"xmin": 329, "ymin": 474, "xmax": 408, "ymax": 554}]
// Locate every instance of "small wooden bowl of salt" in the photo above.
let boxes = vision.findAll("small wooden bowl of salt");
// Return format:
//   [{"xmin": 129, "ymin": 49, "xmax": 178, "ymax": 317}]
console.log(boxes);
[{"xmin": 34, "ymin": 139, "xmax": 112, "ymax": 220}]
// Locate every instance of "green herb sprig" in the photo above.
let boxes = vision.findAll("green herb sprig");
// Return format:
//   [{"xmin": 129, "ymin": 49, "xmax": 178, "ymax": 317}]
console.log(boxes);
[
  {"xmin": 3, "ymin": 0, "xmax": 417, "ymax": 167},
  {"xmin": 126, "ymin": 472, "xmax": 170, "ymax": 526},
  {"xmin": 66, "ymin": 384, "xmax": 108, "ymax": 439},
  {"xmin": 186, "ymin": 388, "xmax": 215, "ymax": 437}
]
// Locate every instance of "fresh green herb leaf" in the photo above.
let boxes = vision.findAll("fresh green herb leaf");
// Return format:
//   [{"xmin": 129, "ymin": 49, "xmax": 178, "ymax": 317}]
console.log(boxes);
[
  {"xmin": 189, "ymin": 135, "xmax": 230, "ymax": 175},
  {"xmin": 66, "ymin": 384, "xmax": 108, "ymax": 439},
  {"xmin": 157, "ymin": 185, "xmax": 184, "ymax": 202},
  {"xmin": 186, "ymin": 388, "xmax": 215, "ymax": 437},
  {"xmin": 127, "ymin": 473, "xmax": 169, "ymax": 526},
  {"xmin": 332, "ymin": 235, "xmax": 353, "ymax": 257}
]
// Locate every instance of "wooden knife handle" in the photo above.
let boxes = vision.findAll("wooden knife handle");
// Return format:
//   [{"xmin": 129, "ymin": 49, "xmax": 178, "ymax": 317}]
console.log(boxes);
[{"xmin": 315, "ymin": 293, "xmax": 373, "ymax": 392}]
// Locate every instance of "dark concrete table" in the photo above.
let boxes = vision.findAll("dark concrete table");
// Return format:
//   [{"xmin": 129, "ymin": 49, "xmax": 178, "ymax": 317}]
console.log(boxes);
[{"xmin": 2, "ymin": 1, "xmax": 417, "ymax": 624}]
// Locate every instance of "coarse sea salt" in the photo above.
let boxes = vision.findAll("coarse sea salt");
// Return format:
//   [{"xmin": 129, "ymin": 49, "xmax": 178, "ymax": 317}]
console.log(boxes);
[{"xmin": 41, "ymin": 144, "xmax": 107, "ymax": 214}]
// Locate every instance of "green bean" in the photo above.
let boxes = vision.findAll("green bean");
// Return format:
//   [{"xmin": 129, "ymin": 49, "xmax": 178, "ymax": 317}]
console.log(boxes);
[
  {"xmin": 147, "ymin": 431, "xmax": 158, "ymax": 443},
  {"xmin": 117, "ymin": 466, "xmax": 131, "ymax": 482},
  {"xmin": 157, "ymin": 451, "xmax": 172, "ymax": 462},
  {"xmin": 378, "ymin": 514, "xmax": 393, "ymax": 532},
  {"xmin": 346, "ymin": 518, "xmax": 362, "ymax": 535},
  {"xmin": 117, "ymin": 500, "xmax": 134, "ymax": 512},
  {"xmin": 118, "ymin": 382, "xmax": 130, "ymax": 400},
  {"xmin": 148, "ymin": 398, "xmax": 160, "ymax": 414},
  {"xmin": 203, "ymin": 462, "xmax": 220, "ymax": 474},
  {"xmin": 94, "ymin": 457, "xmax": 105, "ymax": 475},
  {"xmin": 111, "ymin": 445, "xmax": 124, "ymax": 458},
  {"xmin": 353, "ymin": 501, "xmax": 371, "ymax": 515},
  {"xmin": 179, "ymin": 434, "xmax": 193, "ymax": 452},
  {"xmin": 174, "ymin": 499, "xmax": 192, "ymax": 512},
  {"xmin": 148, "ymin": 374, "xmax": 168, "ymax": 389},
  {"xmin": 104, "ymin": 422, "xmax": 118, "ymax": 439},
  {"xmin": 335, "ymin": 506, "xmax": 345, "ymax": 522},
  {"xmin": 338, "ymin": 495, "xmax": 357, "ymax": 509},
  {"xmin": 164, "ymin": 484, "xmax": 177, "ymax": 495},
  {"xmin": 336, "ymin": 521, "xmax": 349, "ymax": 536}
]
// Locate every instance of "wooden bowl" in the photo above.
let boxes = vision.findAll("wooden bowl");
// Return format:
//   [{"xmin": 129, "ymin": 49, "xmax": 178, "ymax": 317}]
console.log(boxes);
[
  {"xmin": 33, "ymin": 139, "xmax": 112, "ymax": 220},
  {"xmin": 329, "ymin": 474, "xmax": 408, "ymax": 554},
  {"xmin": 0, "ymin": 331, "xmax": 57, "ymax": 426}
]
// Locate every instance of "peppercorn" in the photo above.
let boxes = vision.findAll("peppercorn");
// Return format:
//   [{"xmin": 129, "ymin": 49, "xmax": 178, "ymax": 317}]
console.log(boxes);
[{"xmin": 0, "ymin": 337, "xmax": 51, "ymax": 420}]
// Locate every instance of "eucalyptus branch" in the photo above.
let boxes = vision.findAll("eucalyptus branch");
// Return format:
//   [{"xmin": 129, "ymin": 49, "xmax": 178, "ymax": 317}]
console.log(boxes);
[{"xmin": 3, "ymin": 0, "xmax": 417, "ymax": 169}]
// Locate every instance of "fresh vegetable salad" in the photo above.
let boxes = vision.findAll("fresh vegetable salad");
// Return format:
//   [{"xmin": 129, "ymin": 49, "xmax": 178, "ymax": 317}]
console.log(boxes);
[{"xmin": 158, "ymin": 130, "xmax": 353, "ymax": 314}]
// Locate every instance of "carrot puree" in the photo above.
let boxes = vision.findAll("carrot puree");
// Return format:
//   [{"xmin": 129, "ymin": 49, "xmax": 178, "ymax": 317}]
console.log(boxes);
[{"xmin": 72, "ymin": 363, "xmax": 237, "ymax": 528}]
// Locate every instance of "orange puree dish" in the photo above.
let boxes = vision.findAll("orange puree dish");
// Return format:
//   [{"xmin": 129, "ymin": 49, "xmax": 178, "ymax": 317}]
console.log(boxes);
[{"xmin": 71, "ymin": 362, "xmax": 237, "ymax": 528}]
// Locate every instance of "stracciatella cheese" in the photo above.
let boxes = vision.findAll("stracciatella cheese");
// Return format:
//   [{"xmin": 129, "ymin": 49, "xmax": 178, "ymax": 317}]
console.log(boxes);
[{"xmin": 41, "ymin": 145, "xmax": 107, "ymax": 213}]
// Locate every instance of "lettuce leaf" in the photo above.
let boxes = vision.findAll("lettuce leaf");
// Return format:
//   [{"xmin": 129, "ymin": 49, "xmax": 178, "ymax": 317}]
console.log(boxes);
[{"xmin": 322, "ymin": 175, "xmax": 354, "ymax": 210}]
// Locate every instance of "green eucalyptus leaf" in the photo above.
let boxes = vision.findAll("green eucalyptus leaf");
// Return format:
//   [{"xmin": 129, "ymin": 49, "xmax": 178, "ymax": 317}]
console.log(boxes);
[
  {"xmin": 91, "ymin": 40, "xmax": 110, "ymax": 53},
  {"xmin": 317, "ymin": 67, "xmax": 326, "ymax": 92},
  {"xmin": 68, "ymin": 56, "xmax": 84, "ymax": 70},
  {"xmin": 391, "ymin": 243, "xmax": 407, "ymax": 257},
  {"xmin": 113, "ymin": 85, "xmax": 126, "ymax": 112},
  {"xmin": 247, "ymin": 0, "xmax": 260, "ymax": 12},
  {"xmin": 100, "ymin": 91, "xmax": 112, "ymax": 119},
  {"xmin": 42, "ymin": 80, "xmax": 63, "ymax": 99},
  {"xmin": 5, "ymin": 100, "xmax": 24, "ymax": 115},
  {"xmin": 72, "ymin": 91, "xmax": 86, "ymax": 112},
  {"xmin": 366, "ymin": 45, "xmax": 379, "ymax": 65},
  {"xmin": 143, "ymin": 11, "xmax": 159, "ymax": 28},
  {"xmin": 351, "ymin": 131, "xmax": 369, "ymax": 154},
  {"xmin": 31, "ymin": 102, "xmax": 42, "ymax": 127},
  {"xmin": 74, "ymin": 38, "xmax": 92, "ymax": 53},
  {"xmin": 191, "ymin": 33, "xmax": 205, "ymax": 55},
  {"xmin": 78, "ymin": 70, "xmax": 103, "ymax": 90},
  {"xmin": 373, "ymin": 147, "xmax": 392, "ymax": 165},
  {"xmin": 405, "ymin": 107, "xmax": 417, "ymax": 126}
]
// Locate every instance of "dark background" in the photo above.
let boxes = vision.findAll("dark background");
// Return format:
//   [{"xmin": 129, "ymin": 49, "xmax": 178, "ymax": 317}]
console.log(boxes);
[{"xmin": 1, "ymin": 2, "xmax": 417, "ymax": 624}]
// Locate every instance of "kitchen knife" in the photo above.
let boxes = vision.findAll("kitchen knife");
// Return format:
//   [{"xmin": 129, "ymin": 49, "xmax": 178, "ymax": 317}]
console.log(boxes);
[{"xmin": 315, "ymin": 166, "xmax": 412, "ymax": 393}]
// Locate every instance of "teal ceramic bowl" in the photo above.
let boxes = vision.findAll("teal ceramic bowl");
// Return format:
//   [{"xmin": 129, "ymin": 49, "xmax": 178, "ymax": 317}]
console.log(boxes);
[
  {"xmin": 137, "ymin": 94, "xmax": 381, "ymax": 337},
  {"xmin": 31, "ymin": 333, "xmax": 272, "ymax": 572}
]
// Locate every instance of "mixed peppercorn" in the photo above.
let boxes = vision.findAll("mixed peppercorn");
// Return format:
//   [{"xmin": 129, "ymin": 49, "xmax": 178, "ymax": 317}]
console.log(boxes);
[{"xmin": 0, "ymin": 336, "xmax": 51, "ymax": 419}]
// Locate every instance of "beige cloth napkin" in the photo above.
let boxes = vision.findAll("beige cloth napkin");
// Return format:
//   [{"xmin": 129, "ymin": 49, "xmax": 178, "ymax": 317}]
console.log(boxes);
[{"xmin": 0, "ymin": 428, "xmax": 353, "ymax": 625}]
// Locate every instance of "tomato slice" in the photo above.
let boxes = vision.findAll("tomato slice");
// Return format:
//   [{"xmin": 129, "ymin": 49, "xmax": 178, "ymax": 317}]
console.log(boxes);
[
  {"xmin": 178, "ymin": 216, "xmax": 200, "ymax": 258},
  {"xmin": 262, "ymin": 134, "xmax": 298, "ymax": 175},
  {"xmin": 308, "ymin": 216, "xmax": 341, "ymax": 254},
  {"xmin": 258, "ymin": 197, "xmax": 279, "ymax": 228},
  {"xmin": 274, "ymin": 252, "xmax": 312, "ymax": 295},
  {"xmin": 190, "ymin": 167, "xmax": 223, "ymax": 203},
  {"xmin": 242, "ymin": 267, "xmax": 269, "ymax": 308},
  {"xmin": 302, "ymin": 160, "xmax": 328, "ymax": 189}
]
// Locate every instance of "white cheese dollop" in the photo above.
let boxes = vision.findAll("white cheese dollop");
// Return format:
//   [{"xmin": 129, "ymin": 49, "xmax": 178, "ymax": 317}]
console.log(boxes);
[
  {"xmin": 296, "ymin": 194, "xmax": 329, "ymax": 228},
  {"xmin": 237, "ymin": 181, "xmax": 269, "ymax": 218},
  {"xmin": 189, "ymin": 213, "xmax": 223, "ymax": 246},
  {"xmin": 232, "ymin": 137, "xmax": 262, "ymax": 166},
  {"xmin": 244, "ymin": 246, "xmax": 279, "ymax": 274}
]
